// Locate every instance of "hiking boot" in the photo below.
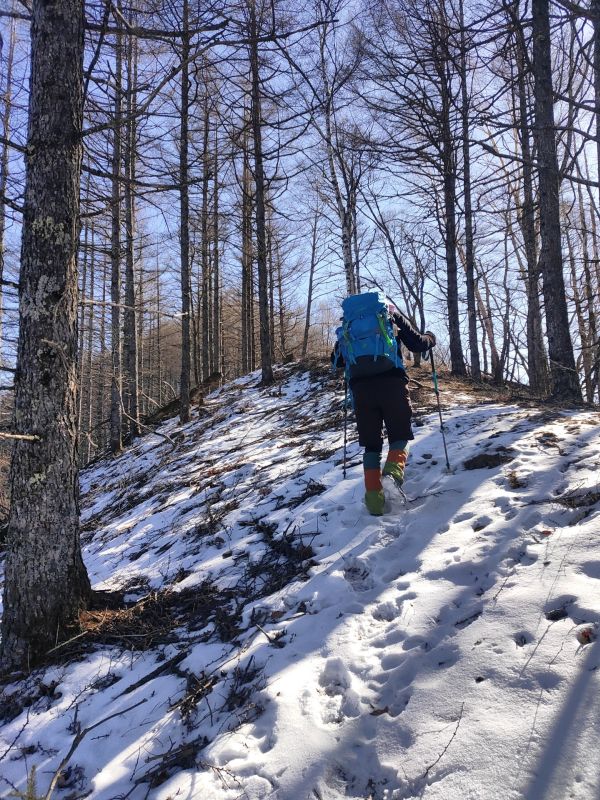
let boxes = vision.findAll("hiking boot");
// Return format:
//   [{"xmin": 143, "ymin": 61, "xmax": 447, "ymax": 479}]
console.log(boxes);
[
  {"xmin": 365, "ymin": 489, "xmax": 385, "ymax": 516},
  {"xmin": 383, "ymin": 461, "xmax": 405, "ymax": 487}
]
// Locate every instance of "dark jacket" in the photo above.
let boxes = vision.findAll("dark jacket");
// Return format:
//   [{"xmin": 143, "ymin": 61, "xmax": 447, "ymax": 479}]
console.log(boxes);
[{"xmin": 332, "ymin": 312, "xmax": 433, "ymax": 387}]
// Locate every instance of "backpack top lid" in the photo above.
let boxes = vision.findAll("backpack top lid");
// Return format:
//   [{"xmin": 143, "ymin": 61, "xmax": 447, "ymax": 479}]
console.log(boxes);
[{"xmin": 341, "ymin": 291, "xmax": 388, "ymax": 320}]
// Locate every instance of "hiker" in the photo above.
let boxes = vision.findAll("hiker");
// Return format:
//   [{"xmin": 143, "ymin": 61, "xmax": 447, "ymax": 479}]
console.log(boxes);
[{"xmin": 332, "ymin": 294, "xmax": 435, "ymax": 516}]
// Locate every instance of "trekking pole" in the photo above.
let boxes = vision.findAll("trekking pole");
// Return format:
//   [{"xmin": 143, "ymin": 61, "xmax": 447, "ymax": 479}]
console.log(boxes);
[
  {"xmin": 429, "ymin": 348, "xmax": 451, "ymax": 472},
  {"xmin": 343, "ymin": 377, "xmax": 348, "ymax": 478}
]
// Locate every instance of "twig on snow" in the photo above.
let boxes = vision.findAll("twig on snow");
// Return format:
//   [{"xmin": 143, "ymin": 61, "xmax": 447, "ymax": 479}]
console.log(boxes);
[
  {"xmin": 419, "ymin": 702, "xmax": 465, "ymax": 792},
  {"xmin": 43, "ymin": 698, "xmax": 147, "ymax": 800}
]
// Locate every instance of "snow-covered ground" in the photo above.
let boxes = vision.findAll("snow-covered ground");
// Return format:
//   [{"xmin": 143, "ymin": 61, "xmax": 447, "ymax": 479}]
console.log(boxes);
[{"xmin": 1, "ymin": 363, "xmax": 599, "ymax": 800}]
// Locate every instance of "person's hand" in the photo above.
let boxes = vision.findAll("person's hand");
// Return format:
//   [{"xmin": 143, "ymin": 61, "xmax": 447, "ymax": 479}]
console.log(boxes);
[{"xmin": 424, "ymin": 331, "xmax": 436, "ymax": 348}]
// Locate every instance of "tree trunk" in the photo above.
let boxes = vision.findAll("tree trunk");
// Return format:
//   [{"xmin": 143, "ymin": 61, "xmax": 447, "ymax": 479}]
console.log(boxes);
[
  {"xmin": 437, "ymin": 26, "xmax": 466, "ymax": 376},
  {"xmin": 97, "ymin": 255, "xmax": 107, "ymax": 453},
  {"xmin": 576, "ymin": 187, "xmax": 597, "ymax": 403},
  {"xmin": 155, "ymin": 259, "xmax": 163, "ymax": 405},
  {"xmin": 512, "ymin": 0, "xmax": 549, "ymax": 395},
  {"xmin": 0, "ymin": 14, "xmax": 16, "ymax": 365},
  {"xmin": 241, "ymin": 120, "xmax": 253, "ymax": 374},
  {"xmin": 212, "ymin": 129, "xmax": 221, "ymax": 376},
  {"xmin": 302, "ymin": 209, "xmax": 319, "ymax": 358},
  {"xmin": 318, "ymin": 21, "xmax": 356, "ymax": 296},
  {"xmin": 276, "ymin": 239, "xmax": 286, "ymax": 358},
  {"xmin": 110, "ymin": 21, "xmax": 123, "ymax": 453},
  {"xmin": 77, "ymin": 216, "xmax": 89, "ymax": 442},
  {"xmin": 267, "ymin": 218, "xmax": 276, "ymax": 357},
  {"xmin": 1, "ymin": 0, "xmax": 91, "ymax": 670},
  {"xmin": 565, "ymin": 222, "xmax": 591, "ymax": 400},
  {"xmin": 459, "ymin": 0, "xmax": 481, "ymax": 380},
  {"xmin": 531, "ymin": 0, "xmax": 582, "ymax": 402},
  {"xmin": 592, "ymin": 0, "xmax": 600, "ymax": 213},
  {"xmin": 179, "ymin": 0, "xmax": 192, "ymax": 422},
  {"xmin": 123, "ymin": 29, "xmax": 140, "ymax": 436},
  {"xmin": 201, "ymin": 81, "xmax": 211, "ymax": 383},
  {"xmin": 81, "ymin": 223, "xmax": 95, "ymax": 464},
  {"xmin": 249, "ymin": 0, "xmax": 273, "ymax": 385}
]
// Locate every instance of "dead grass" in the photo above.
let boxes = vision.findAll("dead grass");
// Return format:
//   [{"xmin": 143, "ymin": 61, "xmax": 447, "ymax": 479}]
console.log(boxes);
[{"xmin": 45, "ymin": 580, "xmax": 240, "ymax": 664}]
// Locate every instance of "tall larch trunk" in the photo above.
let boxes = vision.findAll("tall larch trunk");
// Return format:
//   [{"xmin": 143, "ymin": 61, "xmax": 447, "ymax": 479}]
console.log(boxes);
[
  {"xmin": 0, "ymin": 15, "xmax": 17, "ymax": 364},
  {"xmin": 241, "ymin": 121, "xmax": 254, "ymax": 374},
  {"xmin": 97, "ymin": 256, "xmax": 107, "ymax": 453},
  {"xmin": 1, "ymin": 0, "xmax": 91, "ymax": 671},
  {"xmin": 77, "ymin": 216, "xmax": 89, "ymax": 440},
  {"xmin": 201, "ymin": 82, "xmax": 211, "ymax": 382},
  {"xmin": 110, "ymin": 21, "xmax": 123, "ymax": 453},
  {"xmin": 437, "ymin": 24, "xmax": 466, "ymax": 375},
  {"xmin": 576, "ymin": 187, "xmax": 597, "ymax": 403},
  {"xmin": 513, "ymin": 0, "xmax": 549, "ymax": 395},
  {"xmin": 592, "ymin": 0, "xmax": 600, "ymax": 212},
  {"xmin": 459, "ymin": 0, "xmax": 481, "ymax": 380},
  {"xmin": 123, "ymin": 29, "xmax": 140, "ymax": 436},
  {"xmin": 212, "ymin": 128, "xmax": 221, "ymax": 376},
  {"xmin": 249, "ymin": 0, "xmax": 273, "ymax": 384},
  {"xmin": 531, "ymin": 0, "xmax": 582, "ymax": 402},
  {"xmin": 302, "ymin": 209, "xmax": 319, "ymax": 358},
  {"xmin": 179, "ymin": 0, "xmax": 192, "ymax": 422},
  {"xmin": 276, "ymin": 239, "xmax": 286, "ymax": 358},
  {"xmin": 318, "ymin": 21, "xmax": 356, "ymax": 296}
]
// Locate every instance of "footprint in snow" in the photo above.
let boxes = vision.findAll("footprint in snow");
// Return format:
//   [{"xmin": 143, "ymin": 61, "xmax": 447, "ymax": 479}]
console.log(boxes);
[
  {"xmin": 471, "ymin": 515, "xmax": 492, "ymax": 531},
  {"xmin": 317, "ymin": 657, "xmax": 361, "ymax": 725},
  {"xmin": 453, "ymin": 511, "xmax": 474, "ymax": 524},
  {"xmin": 343, "ymin": 556, "xmax": 375, "ymax": 591},
  {"xmin": 577, "ymin": 561, "xmax": 600, "ymax": 580},
  {"xmin": 372, "ymin": 595, "xmax": 408, "ymax": 622}
]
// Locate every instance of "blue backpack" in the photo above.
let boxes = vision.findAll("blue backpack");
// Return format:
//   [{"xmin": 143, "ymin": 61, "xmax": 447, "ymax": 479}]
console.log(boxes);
[{"xmin": 334, "ymin": 291, "xmax": 403, "ymax": 379}]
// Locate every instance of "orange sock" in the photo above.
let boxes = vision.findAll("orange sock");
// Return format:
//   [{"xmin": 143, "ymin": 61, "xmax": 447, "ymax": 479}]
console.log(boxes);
[
  {"xmin": 387, "ymin": 449, "xmax": 408, "ymax": 467},
  {"xmin": 364, "ymin": 468, "xmax": 382, "ymax": 492}
]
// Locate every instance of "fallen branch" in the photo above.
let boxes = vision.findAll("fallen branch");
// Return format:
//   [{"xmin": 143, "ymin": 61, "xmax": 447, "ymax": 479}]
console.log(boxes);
[
  {"xmin": 420, "ymin": 702, "xmax": 465, "ymax": 791},
  {"xmin": 43, "ymin": 698, "xmax": 147, "ymax": 800},
  {"xmin": 0, "ymin": 432, "xmax": 41, "ymax": 442}
]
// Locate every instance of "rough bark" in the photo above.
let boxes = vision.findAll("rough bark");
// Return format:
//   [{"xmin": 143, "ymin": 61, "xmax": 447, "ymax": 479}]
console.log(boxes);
[
  {"xmin": 1, "ymin": 0, "xmax": 91, "ymax": 671},
  {"xmin": 531, "ymin": 0, "xmax": 582, "ymax": 402}
]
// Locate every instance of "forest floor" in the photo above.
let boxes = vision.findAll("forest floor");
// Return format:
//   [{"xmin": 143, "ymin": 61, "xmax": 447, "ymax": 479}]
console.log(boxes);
[{"xmin": 1, "ymin": 360, "xmax": 600, "ymax": 800}]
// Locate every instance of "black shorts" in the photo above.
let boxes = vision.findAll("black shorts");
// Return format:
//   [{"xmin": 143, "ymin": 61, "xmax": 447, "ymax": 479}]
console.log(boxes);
[{"xmin": 351, "ymin": 372, "xmax": 414, "ymax": 451}]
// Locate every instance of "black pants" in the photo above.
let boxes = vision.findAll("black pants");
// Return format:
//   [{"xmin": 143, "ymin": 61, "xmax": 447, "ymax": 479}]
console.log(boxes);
[{"xmin": 351, "ymin": 372, "xmax": 414, "ymax": 452}]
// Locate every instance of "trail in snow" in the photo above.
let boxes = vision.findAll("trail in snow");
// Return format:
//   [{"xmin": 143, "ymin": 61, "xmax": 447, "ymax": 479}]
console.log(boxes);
[{"xmin": 0, "ymin": 364, "xmax": 599, "ymax": 800}]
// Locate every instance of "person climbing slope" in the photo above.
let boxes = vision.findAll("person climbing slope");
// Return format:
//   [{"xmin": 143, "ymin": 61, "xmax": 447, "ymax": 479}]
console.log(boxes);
[{"xmin": 332, "ymin": 292, "xmax": 435, "ymax": 516}]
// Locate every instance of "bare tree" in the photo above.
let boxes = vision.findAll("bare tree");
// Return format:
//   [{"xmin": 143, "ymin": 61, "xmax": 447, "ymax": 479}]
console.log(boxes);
[
  {"xmin": 1, "ymin": 0, "xmax": 91, "ymax": 670},
  {"xmin": 531, "ymin": 0, "xmax": 582, "ymax": 401}
]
